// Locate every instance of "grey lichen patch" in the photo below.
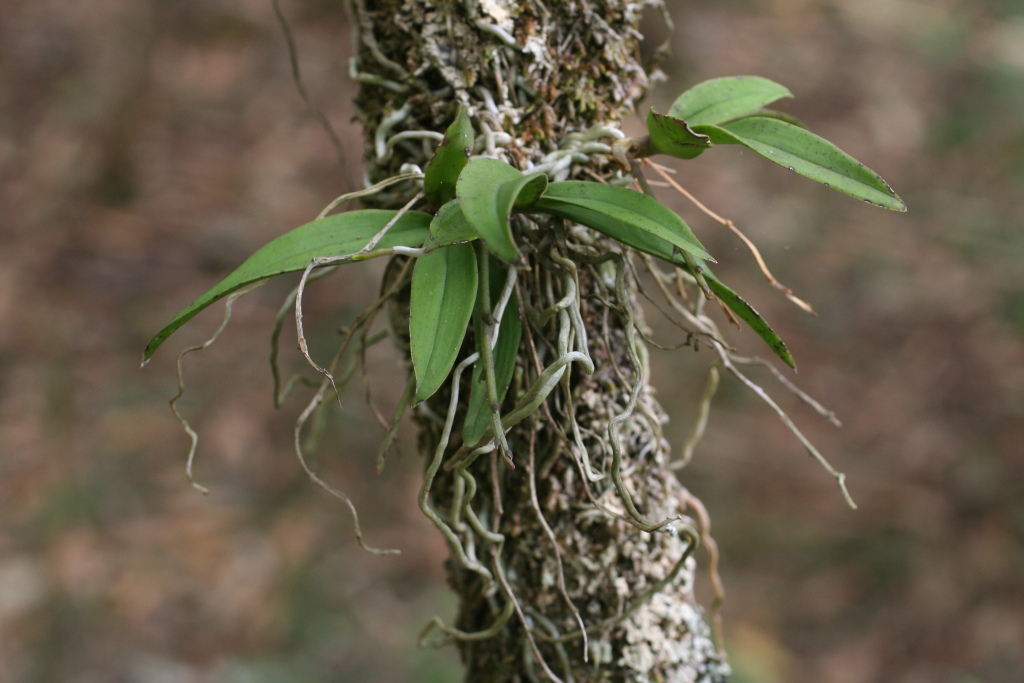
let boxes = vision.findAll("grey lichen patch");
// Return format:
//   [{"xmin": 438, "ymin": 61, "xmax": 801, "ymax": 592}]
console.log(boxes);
[{"xmin": 356, "ymin": 0, "xmax": 655, "ymax": 184}]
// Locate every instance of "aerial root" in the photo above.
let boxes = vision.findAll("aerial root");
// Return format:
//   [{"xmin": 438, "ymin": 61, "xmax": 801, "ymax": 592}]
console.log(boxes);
[
  {"xmin": 679, "ymin": 489, "xmax": 726, "ymax": 655},
  {"xmin": 717, "ymin": 349, "xmax": 857, "ymax": 509},
  {"xmin": 289, "ymin": 257, "xmax": 415, "ymax": 555},
  {"xmin": 170, "ymin": 282, "xmax": 266, "ymax": 494},
  {"xmin": 527, "ymin": 421, "xmax": 588, "ymax": 660},
  {"xmin": 271, "ymin": 270, "xmax": 336, "ymax": 408},
  {"xmin": 606, "ymin": 255, "xmax": 679, "ymax": 532},
  {"xmin": 294, "ymin": 191, "xmax": 425, "ymax": 408},
  {"xmin": 672, "ymin": 363, "xmax": 720, "ymax": 470},
  {"xmin": 317, "ymin": 172, "xmax": 424, "ymax": 219},
  {"xmin": 354, "ymin": 190, "xmax": 424, "ymax": 256},
  {"xmin": 492, "ymin": 545, "xmax": 566, "ymax": 683},
  {"xmin": 418, "ymin": 352, "xmax": 496, "ymax": 589},
  {"xmin": 418, "ymin": 594, "xmax": 515, "ymax": 649},
  {"xmin": 641, "ymin": 254, "xmax": 854, "ymax": 507},
  {"xmin": 477, "ymin": 244, "xmax": 515, "ymax": 467},
  {"xmin": 642, "ymin": 158, "xmax": 815, "ymax": 314},
  {"xmin": 731, "ymin": 355, "xmax": 842, "ymax": 427},
  {"xmin": 293, "ymin": 376, "xmax": 399, "ymax": 555},
  {"xmin": 303, "ymin": 329, "xmax": 388, "ymax": 457},
  {"xmin": 525, "ymin": 608, "xmax": 576, "ymax": 682}
]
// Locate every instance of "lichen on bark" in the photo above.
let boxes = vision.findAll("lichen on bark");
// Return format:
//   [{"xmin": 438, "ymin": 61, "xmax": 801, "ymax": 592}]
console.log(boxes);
[{"xmin": 352, "ymin": 0, "xmax": 730, "ymax": 680}]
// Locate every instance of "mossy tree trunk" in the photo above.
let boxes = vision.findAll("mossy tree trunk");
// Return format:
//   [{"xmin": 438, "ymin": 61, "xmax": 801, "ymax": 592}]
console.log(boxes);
[{"xmin": 352, "ymin": 0, "xmax": 729, "ymax": 680}]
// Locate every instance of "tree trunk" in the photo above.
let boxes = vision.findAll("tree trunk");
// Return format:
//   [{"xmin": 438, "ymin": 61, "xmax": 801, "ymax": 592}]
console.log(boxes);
[{"xmin": 353, "ymin": 0, "xmax": 729, "ymax": 680}]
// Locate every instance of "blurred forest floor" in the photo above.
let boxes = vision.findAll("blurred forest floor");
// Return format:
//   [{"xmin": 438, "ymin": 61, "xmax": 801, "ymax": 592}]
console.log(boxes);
[{"xmin": 1, "ymin": 1, "xmax": 1022, "ymax": 682}]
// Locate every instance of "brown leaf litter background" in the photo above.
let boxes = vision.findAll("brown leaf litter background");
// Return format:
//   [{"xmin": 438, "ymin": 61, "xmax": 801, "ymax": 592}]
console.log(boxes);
[{"xmin": 0, "ymin": 1, "xmax": 1022, "ymax": 681}]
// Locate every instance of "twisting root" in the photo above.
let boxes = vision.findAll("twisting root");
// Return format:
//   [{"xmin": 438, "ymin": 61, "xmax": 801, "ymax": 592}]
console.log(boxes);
[
  {"xmin": 418, "ymin": 352, "xmax": 496, "ymax": 589},
  {"xmin": 642, "ymin": 158, "xmax": 815, "ymax": 314},
  {"xmin": 170, "ymin": 282, "xmax": 265, "ymax": 494},
  {"xmin": 270, "ymin": 271, "xmax": 336, "ymax": 408},
  {"xmin": 730, "ymin": 355, "xmax": 842, "ymax": 427},
  {"xmin": 419, "ymin": 597, "xmax": 515, "ymax": 649},
  {"xmin": 672, "ymin": 363, "xmax": 720, "ymax": 470},
  {"xmin": 606, "ymin": 255, "xmax": 678, "ymax": 532},
  {"xmin": 716, "ymin": 349, "xmax": 857, "ymax": 509},
  {"xmin": 317, "ymin": 172, "xmax": 424, "ymax": 219},
  {"xmin": 679, "ymin": 489, "xmax": 726, "ymax": 656},
  {"xmin": 492, "ymin": 545, "xmax": 566, "ymax": 683},
  {"xmin": 293, "ymin": 380, "xmax": 400, "ymax": 555},
  {"xmin": 302, "ymin": 329, "xmax": 388, "ymax": 457},
  {"xmin": 477, "ymin": 243, "xmax": 515, "ymax": 467},
  {"xmin": 526, "ymin": 420, "xmax": 588, "ymax": 660},
  {"xmin": 294, "ymin": 190, "xmax": 426, "ymax": 404},
  {"xmin": 526, "ymin": 608, "xmax": 576, "ymax": 682},
  {"xmin": 355, "ymin": 190, "xmax": 424, "ymax": 256},
  {"xmin": 641, "ymin": 255, "xmax": 854, "ymax": 506},
  {"xmin": 291, "ymin": 256, "xmax": 415, "ymax": 554}
]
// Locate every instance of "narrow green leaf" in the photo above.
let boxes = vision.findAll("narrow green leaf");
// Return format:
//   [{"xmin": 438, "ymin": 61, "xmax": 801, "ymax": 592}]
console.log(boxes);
[
  {"xmin": 536, "ymin": 182, "xmax": 712, "ymax": 261},
  {"xmin": 457, "ymin": 158, "xmax": 547, "ymax": 263},
  {"xmin": 410, "ymin": 242, "xmax": 479, "ymax": 402},
  {"xmin": 669, "ymin": 76, "xmax": 793, "ymax": 126},
  {"xmin": 424, "ymin": 199, "xmax": 477, "ymax": 252},
  {"xmin": 646, "ymin": 109, "xmax": 712, "ymax": 160},
  {"xmin": 539, "ymin": 202, "xmax": 794, "ymax": 367},
  {"xmin": 463, "ymin": 262, "xmax": 521, "ymax": 445},
  {"xmin": 692, "ymin": 117, "xmax": 906, "ymax": 211},
  {"xmin": 704, "ymin": 276, "xmax": 796, "ymax": 369},
  {"xmin": 143, "ymin": 209, "xmax": 432, "ymax": 362},
  {"xmin": 424, "ymin": 107, "xmax": 474, "ymax": 207}
]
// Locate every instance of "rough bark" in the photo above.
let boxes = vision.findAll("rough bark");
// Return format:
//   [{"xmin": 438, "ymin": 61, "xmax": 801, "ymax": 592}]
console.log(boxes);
[{"xmin": 353, "ymin": 0, "xmax": 730, "ymax": 680}]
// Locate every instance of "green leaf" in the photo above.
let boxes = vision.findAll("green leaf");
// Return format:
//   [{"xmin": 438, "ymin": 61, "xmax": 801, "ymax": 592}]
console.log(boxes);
[
  {"xmin": 424, "ymin": 107, "xmax": 475, "ymax": 207},
  {"xmin": 535, "ymin": 181, "xmax": 712, "ymax": 261},
  {"xmin": 410, "ymin": 242, "xmax": 479, "ymax": 402},
  {"xmin": 143, "ymin": 209, "xmax": 432, "ymax": 362},
  {"xmin": 668, "ymin": 76, "xmax": 793, "ymax": 126},
  {"xmin": 540, "ymin": 200, "xmax": 794, "ymax": 367},
  {"xmin": 693, "ymin": 117, "xmax": 906, "ymax": 211},
  {"xmin": 424, "ymin": 199, "xmax": 477, "ymax": 252},
  {"xmin": 463, "ymin": 261, "xmax": 522, "ymax": 445},
  {"xmin": 646, "ymin": 109, "xmax": 712, "ymax": 160},
  {"xmin": 457, "ymin": 158, "xmax": 547, "ymax": 263},
  {"xmin": 704, "ymin": 276, "xmax": 796, "ymax": 369}
]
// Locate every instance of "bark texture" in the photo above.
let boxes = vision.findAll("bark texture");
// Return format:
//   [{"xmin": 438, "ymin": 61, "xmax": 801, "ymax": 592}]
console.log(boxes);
[{"xmin": 353, "ymin": 0, "xmax": 730, "ymax": 680}]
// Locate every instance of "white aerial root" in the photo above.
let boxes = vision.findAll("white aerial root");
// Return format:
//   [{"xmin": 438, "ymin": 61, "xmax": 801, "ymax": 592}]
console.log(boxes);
[
  {"xmin": 288, "ymin": 257, "xmax": 418, "ymax": 555},
  {"xmin": 671, "ymin": 363, "xmax": 720, "ymax": 470},
  {"xmin": 293, "ymin": 377, "xmax": 400, "ymax": 555},
  {"xmin": 418, "ymin": 352, "xmax": 496, "ymax": 588},
  {"xmin": 641, "ymin": 257, "xmax": 856, "ymax": 508},
  {"xmin": 605, "ymin": 257, "xmax": 679, "ymax": 532},
  {"xmin": 170, "ymin": 281, "xmax": 266, "ymax": 494},
  {"xmin": 493, "ymin": 545, "xmax": 566, "ymax": 683},
  {"xmin": 294, "ymin": 190, "xmax": 425, "ymax": 405},
  {"xmin": 526, "ymin": 422, "xmax": 589, "ymax": 661},
  {"xmin": 643, "ymin": 158, "xmax": 815, "ymax": 314},
  {"xmin": 715, "ymin": 348, "xmax": 857, "ymax": 509},
  {"xmin": 379, "ymin": 130, "xmax": 444, "ymax": 162},
  {"xmin": 317, "ymin": 172, "xmax": 424, "ymax": 219},
  {"xmin": 374, "ymin": 103, "xmax": 413, "ymax": 160}
]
